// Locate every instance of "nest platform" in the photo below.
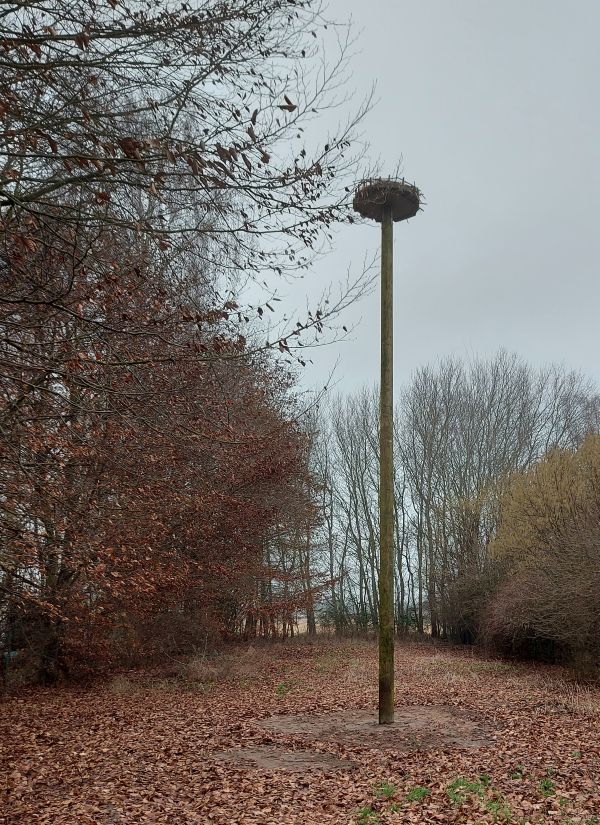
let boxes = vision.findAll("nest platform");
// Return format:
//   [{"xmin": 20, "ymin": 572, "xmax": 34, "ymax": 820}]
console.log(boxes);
[{"xmin": 353, "ymin": 178, "xmax": 421, "ymax": 222}]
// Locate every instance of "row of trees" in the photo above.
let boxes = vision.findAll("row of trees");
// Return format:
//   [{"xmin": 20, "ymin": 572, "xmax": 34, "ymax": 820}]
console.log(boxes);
[
  {"xmin": 0, "ymin": 0, "xmax": 371, "ymax": 682},
  {"xmin": 3, "ymin": 0, "xmax": 594, "ymax": 680},
  {"xmin": 293, "ymin": 352, "xmax": 600, "ymax": 669}
]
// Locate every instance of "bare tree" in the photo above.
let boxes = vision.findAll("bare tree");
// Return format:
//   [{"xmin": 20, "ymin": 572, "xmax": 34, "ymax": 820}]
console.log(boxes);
[{"xmin": 312, "ymin": 353, "xmax": 598, "ymax": 645}]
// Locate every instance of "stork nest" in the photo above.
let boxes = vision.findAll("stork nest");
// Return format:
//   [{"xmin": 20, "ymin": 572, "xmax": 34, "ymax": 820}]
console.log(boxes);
[{"xmin": 353, "ymin": 178, "xmax": 422, "ymax": 222}]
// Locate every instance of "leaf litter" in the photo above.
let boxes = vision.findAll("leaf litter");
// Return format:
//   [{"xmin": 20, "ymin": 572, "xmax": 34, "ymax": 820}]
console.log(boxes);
[{"xmin": 1, "ymin": 641, "xmax": 599, "ymax": 824}]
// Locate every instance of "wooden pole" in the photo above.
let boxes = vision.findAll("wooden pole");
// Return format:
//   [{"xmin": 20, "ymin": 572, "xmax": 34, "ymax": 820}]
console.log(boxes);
[{"xmin": 379, "ymin": 204, "xmax": 395, "ymax": 724}]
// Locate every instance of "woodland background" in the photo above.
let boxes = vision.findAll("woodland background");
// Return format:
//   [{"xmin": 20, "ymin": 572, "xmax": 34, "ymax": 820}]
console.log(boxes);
[{"xmin": 1, "ymin": 0, "xmax": 600, "ymax": 688}]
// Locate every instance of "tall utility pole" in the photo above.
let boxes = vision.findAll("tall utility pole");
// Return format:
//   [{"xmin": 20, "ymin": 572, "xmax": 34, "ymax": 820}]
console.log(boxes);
[{"xmin": 353, "ymin": 178, "xmax": 421, "ymax": 724}]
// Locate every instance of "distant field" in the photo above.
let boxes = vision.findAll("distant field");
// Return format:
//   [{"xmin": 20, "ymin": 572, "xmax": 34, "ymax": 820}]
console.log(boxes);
[{"xmin": 2, "ymin": 641, "xmax": 599, "ymax": 824}]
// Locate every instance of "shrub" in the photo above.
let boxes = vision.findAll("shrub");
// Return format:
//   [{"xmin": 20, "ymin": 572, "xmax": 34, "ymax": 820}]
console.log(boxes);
[{"xmin": 482, "ymin": 437, "xmax": 600, "ymax": 671}]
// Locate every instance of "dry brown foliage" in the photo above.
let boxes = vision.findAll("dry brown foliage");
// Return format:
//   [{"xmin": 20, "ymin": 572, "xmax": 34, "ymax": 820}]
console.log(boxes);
[{"xmin": 2, "ymin": 640, "xmax": 599, "ymax": 824}]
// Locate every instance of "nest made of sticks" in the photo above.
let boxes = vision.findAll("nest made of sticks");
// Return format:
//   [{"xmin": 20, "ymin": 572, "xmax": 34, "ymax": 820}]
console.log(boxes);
[{"xmin": 353, "ymin": 178, "xmax": 422, "ymax": 222}]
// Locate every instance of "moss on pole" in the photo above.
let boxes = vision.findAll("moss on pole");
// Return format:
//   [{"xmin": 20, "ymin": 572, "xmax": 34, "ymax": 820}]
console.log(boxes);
[
  {"xmin": 353, "ymin": 177, "xmax": 421, "ymax": 725},
  {"xmin": 378, "ymin": 203, "xmax": 395, "ymax": 723}
]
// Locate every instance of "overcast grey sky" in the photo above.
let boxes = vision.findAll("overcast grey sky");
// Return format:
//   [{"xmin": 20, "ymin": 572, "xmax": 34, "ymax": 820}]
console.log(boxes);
[{"xmin": 293, "ymin": 0, "xmax": 600, "ymax": 395}]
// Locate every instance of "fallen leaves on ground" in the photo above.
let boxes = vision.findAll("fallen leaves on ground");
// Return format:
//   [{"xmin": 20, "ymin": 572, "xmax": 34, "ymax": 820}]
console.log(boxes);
[{"xmin": 1, "ymin": 641, "xmax": 599, "ymax": 824}]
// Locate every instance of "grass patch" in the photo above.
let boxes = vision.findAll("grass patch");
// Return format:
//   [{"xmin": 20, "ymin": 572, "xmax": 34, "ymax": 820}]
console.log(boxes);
[
  {"xmin": 426, "ymin": 656, "xmax": 517, "ymax": 677},
  {"xmin": 356, "ymin": 806, "xmax": 379, "ymax": 824},
  {"xmin": 108, "ymin": 675, "xmax": 135, "ymax": 695},
  {"xmin": 468, "ymin": 661, "xmax": 518, "ymax": 675},
  {"xmin": 539, "ymin": 777, "xmax": 556, "ymax": 798},
  {"xmin": 486, "ymin": 798, "xmax": 512, "ymax": 821},
  {"xmin": 374, "ymin": 781, "xmax": 396, "ymax": 800},
  {"xmin": 406, "ymin": 786, "xmax": 430, "ymax": 802},
  {"xmin": 537, "ymin": 678, "xmax": 600, "ymax": 718},
  {"xmin": 178, "ymin": 656, "xmax": 224, "ymax": 685},
  {"xmin": 446, "ymin": 775, "xmax": 512, "ymax": 821},
  {"xmin": 315, "ymin": 652, "xmax": 345, "ymax": 674},
  {"xmin": 446, "ymin": 775, "xmax": 492, "ymax": 803}
]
